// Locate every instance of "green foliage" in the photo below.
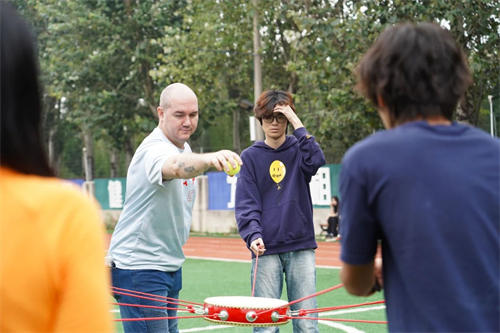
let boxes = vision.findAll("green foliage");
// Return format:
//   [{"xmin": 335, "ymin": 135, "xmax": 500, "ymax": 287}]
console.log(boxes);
[
  {"xmin": 150, "ymin": 0, "xmax": 255, "ymax": 153},
  {"xmin": 355, "ymin": 0, "xmax": 499, "ymax": 125},
  {"xmin": 13, "ymin": 0, "xmax": 499, "ymax": 175}
]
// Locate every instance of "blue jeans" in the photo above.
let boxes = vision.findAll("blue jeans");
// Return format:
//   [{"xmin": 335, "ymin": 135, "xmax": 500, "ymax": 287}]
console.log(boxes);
[
  {"xmin": 111, "ymin": 266, "xmax": 182, "ymax": 333},
  {"xmin": 251, "ymin": 249, "xmax": 319, "ymax": 333}
]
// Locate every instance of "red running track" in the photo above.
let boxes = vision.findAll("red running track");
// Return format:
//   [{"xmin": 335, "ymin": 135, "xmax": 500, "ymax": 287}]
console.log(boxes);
[
  {"xmin": 183, "ymin": 237, "xmax": 342, "ymax": 268},
  {"xmin": 106, "ymin": 235, "xmax": 342, "ymax": 268}
]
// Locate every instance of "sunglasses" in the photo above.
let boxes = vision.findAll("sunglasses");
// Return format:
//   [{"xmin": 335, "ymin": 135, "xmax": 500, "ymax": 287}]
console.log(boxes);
[{"xmin": 262, "ymin": 114, "xmax": 287, "ymax": 124}]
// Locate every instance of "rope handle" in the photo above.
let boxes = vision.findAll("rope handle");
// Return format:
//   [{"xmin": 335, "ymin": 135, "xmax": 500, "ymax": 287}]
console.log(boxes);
[{"xmin": 251, "ymin": 253, "xmax": 259, "ymax": 297}]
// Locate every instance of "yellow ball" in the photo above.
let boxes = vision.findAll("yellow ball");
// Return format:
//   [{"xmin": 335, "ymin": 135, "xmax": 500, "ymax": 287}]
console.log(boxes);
[{"xmin": 225, "ymin": 161, "xmax": 241, "ymax": 177}]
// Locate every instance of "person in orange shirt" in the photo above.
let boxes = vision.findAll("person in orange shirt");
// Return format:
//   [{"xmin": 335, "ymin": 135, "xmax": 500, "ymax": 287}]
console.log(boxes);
[{"xmin": 0, "ymin": 3, "xmax": 113, "ymax": 332}]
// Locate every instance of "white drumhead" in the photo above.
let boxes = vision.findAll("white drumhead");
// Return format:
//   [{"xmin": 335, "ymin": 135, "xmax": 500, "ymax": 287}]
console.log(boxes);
[{"xmin": 205, "ymin": 296, "xmax": 288, "ymax": 309}]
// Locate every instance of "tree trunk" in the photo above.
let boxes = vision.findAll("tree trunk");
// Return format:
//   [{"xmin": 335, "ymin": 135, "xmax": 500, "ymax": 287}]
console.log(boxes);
[
  {"xmin": 42, "ymin": 96, "xmax": 60, "ymax": 173},
  {"xmin": 47, "ymin": 127, "xmax": 56, "ymax": 171},
  {"xmin": 233, "ymin": 107, "xmax": 241, "ymax": 153},
  {"xmin": 452, "ymin": 1, "xmax": 479, "ymax": 125},
  {"xmin": 252, "ymin": 0, "xmax": 264, "ymax": 141},
  {"xmin": 82, "ymin": 130, "xmax": 94, "ymax": 181},
  {"xmin": 457, "ymin": 85, "xmax": 482, "ymax": 125},
  {"xmin": 124, "ymin": 137, "xmax": 135, "ymax": 170},
  {"xmin": 110, "ymin": 148, "xmax": 118, "ymax": 178}
]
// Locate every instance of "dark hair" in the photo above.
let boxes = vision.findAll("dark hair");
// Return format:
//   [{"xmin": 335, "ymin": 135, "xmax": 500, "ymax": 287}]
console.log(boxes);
[
  {"xmin": 331, "ymin": 196, "xmax": 339, "ymax": 213},
  {"xmin": 0, "ymin": 2, "xmax": 54, "ymax": 176},
  {"xmin": 355, "ymin": 22, "xmax": 472, "ymax": 126},
  {"xmin": 254, "ymin": 90, "xmax": 296, "ymax": 124}
]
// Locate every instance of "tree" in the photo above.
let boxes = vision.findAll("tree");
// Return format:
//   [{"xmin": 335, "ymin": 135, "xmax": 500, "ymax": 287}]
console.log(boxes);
[
  {"xmin": 14, "ymin": 0, "xmax": 499, "ymax": 175},
  {"xmin": 16, "ymin": 0, "xmax": 189, "ymax": 177},
  {"xmin": 151, "ymin": 0, "xmax": 255, "ymax": 153},
  {"xmin": 354, "ymin": 0, "xmax": 499, "ymax": 126}
]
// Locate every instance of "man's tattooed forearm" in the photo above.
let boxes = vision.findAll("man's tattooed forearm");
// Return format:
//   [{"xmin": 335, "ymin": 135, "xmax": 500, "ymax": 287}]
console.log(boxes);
[{"xmin": 175, "ymin": 160, "xmax": 199, "ymax": 176}]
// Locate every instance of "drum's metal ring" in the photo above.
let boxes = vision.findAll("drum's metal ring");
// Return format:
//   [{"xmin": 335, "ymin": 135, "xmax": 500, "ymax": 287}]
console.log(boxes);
[
  {"xmin": 246, "ymin": 311, "xmax": 257, "ymax": 322},
  {"xmin": 203, "ymin": 317, "xmax": 289, "ymax": 327},
  {"xmin": 206, "ymin": 303, "xmax": 287, "ymax": 311}
]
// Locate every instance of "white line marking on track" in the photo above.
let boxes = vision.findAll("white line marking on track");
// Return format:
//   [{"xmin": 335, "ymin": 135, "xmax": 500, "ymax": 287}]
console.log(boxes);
[
  {"xmin": 318, "ymin": 320, "xmax": 365, "ymax": 332},
  {"xmin": 186, "ymin": 256, "xmax": 250, "ymax": 264},
  {"xmin": 319, "ymin": 305, "xmax": 386, "ymax": 317},
  {"xmin": 186, "ymin": 256, "xmax": 340, "ymax": 269},
  {"xmin": 316, "ymin": 264, "xmax": 341, "ymax": 269},
  {"xmin": 317, "ymin": 305, "xmax": 386, "ymax": 333}
]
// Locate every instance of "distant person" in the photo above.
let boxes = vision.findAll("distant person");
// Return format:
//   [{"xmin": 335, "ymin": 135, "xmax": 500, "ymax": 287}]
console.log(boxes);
[
  {"xmin": 107, "ymin": 82, "xmax": 242, "ymax": 333},
  {"xmin": 339, "ymin": 22, "xmax": 499, "ymax": 332},
  {"xmin": 0, "ymin": 3, "xmax": 113, "ymax": 332},
  {"xmin": 325, "ymin": 196, "xmax": 340, "ymax": 241},
  {"xmin": 236, "ymin": 90, "xmax": 326, "ymax": 333}
]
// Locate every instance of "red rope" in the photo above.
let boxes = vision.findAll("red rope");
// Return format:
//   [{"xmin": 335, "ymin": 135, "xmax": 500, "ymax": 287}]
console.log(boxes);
[
  {"xmin": 254, "ymin": 283, "xmax": 344, "ymax": 317},
  {"xmin": 112, "ymin": 302, "xmax": 191, "ymax": 312},
  {"xmin": 112, "ymin": 286, "xmax": 203, "ymax": 306},
  {"xmin": 287, "ymin": 283, "xmax": 345, "ymax": 308},
  {"xmin": 299, "ymin": 300, "xmax": 386, "ymax": 315},
  {"xmin": 115, "ymin": 314, "xmax": 215, "ymax": 322},
  {"xmin": 111, "ymin": 284, "xmax": 388, "ymax": 325},
  {"xmin": 112, "ymin": 290, "xmax": 192, "ymax": 310}
]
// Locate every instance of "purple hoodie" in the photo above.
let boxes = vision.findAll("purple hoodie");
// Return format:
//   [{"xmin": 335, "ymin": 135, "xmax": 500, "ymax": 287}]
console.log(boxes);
[{"xmin": 235, "ymin": 127, "xmax": 326, "ymax": 257}]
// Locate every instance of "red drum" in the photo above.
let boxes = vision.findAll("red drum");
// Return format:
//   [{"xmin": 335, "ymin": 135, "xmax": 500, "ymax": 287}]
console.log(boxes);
[{"xmin": 203, "ymin": 296, "xmax": 290, "ymax": 327}]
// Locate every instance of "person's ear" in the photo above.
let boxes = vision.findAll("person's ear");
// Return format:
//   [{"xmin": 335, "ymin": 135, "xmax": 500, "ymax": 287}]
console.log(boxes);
[
  {"xmin": 376, "ymin": 95, "xmax": 391, "ymax": 129},
  {"xmin": 376, "ymin": 94, "xmax": 386, "ymax": 108},
  {"xmin": 157, "ymin": 106, "xmax": 164, "ymax": 119}
]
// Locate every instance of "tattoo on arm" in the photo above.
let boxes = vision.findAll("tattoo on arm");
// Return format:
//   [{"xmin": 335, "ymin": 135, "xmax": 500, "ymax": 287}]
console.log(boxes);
[{"xmin": 178, "ymin": 161, "xmax": 197, "ymax": 174}]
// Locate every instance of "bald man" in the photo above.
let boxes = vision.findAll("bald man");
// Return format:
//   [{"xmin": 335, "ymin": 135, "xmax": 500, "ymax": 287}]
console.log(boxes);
[{"xmin": 108, "ymin": 83, "xmax": 242, "ymax": 333}]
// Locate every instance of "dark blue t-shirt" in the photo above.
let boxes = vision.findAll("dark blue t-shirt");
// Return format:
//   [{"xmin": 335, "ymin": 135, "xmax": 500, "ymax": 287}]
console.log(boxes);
[{"xmin": 340, "ymin": 121, "xmax": 499, "ymax": 332}]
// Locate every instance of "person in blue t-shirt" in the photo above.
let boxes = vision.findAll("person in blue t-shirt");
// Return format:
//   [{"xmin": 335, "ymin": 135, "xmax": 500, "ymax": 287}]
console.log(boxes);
[
  {"xmin": 339, "ymin": 22, "xmax": 499, "ymax": 332},
  {"xmin": 235, "ymin": 90, "xmax": 325, "ymax": 333}
]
